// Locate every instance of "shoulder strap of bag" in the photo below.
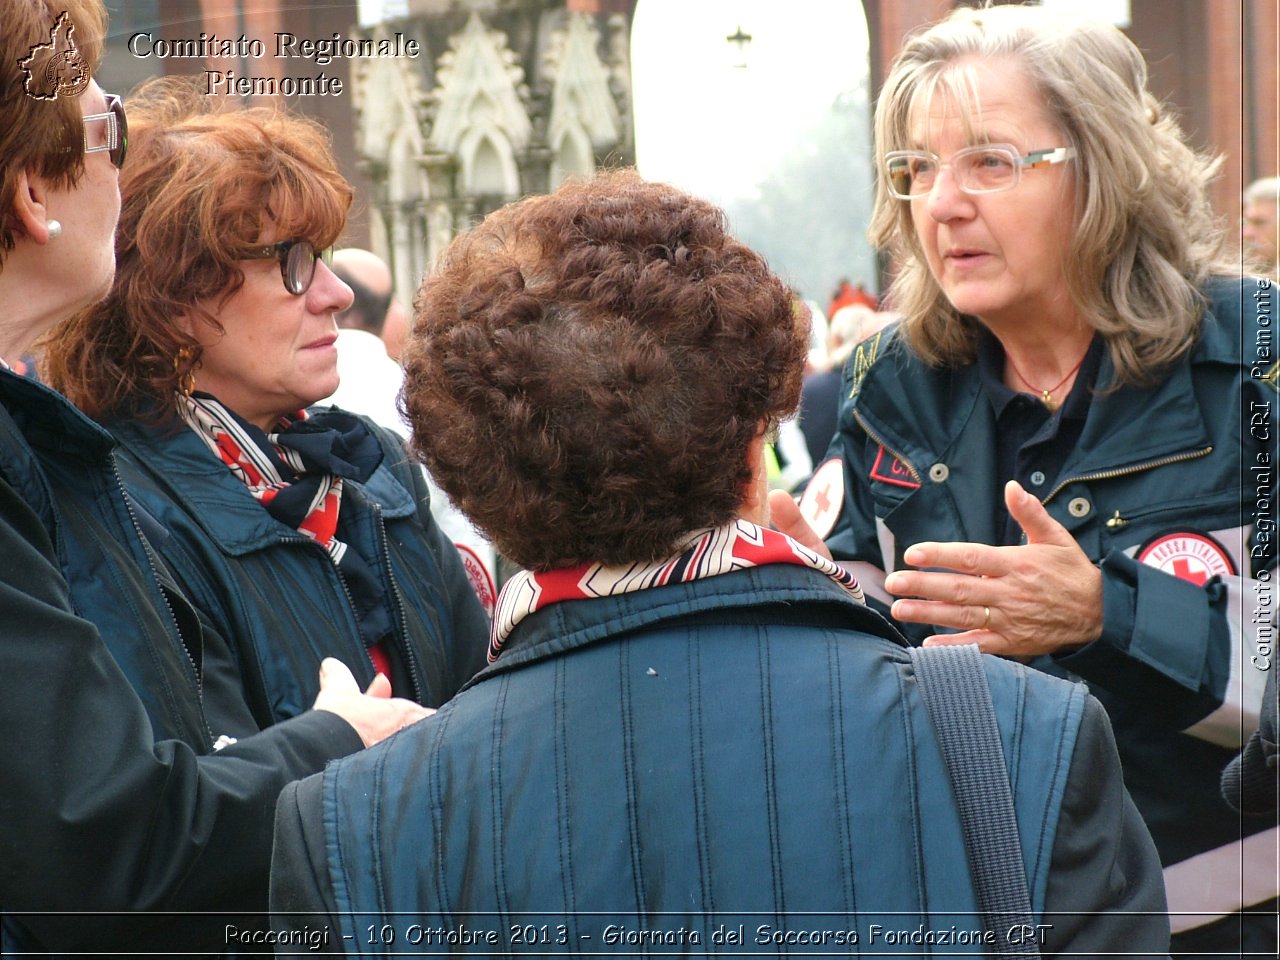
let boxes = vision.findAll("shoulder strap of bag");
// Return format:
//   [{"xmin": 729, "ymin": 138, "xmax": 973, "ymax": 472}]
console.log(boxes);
[{"xmin": 908, "ymin": 643, "xmax": 1041, "ymax": 958}]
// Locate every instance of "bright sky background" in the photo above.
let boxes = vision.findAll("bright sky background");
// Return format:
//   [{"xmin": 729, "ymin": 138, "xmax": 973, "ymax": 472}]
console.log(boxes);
[
  {"xmin": 631, "ymin": 0, "xmax": 877, "ymax": 298},
  {"xmin": 631, "ymin": 0, "xmax": 870, "ymax": 203}
]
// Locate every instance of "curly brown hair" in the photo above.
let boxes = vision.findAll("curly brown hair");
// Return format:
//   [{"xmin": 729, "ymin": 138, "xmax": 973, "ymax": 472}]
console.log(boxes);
[
  {"xmin": 41, "ymin": 76, "xmax": 351, "ymax": 420},
  {"xmin": 401, "ymin": 170, "xmax": 805, "ymax": 571}
]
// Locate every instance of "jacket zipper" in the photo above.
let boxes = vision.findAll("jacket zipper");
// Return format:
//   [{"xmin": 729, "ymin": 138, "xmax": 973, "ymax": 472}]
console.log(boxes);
[
  {"xmin": 1040, "ymin": 446, "xmax": 1214, "ymax": 510},
  {"xmin": 852, "ymin": 409, "xmax": 923, "ymax": 484},
  {"xmin": 112, "ymin": 464, "xmax": 216, "ymax": 748},
  {"xmin": 373, "ymin": 503, "xmax": 426, "ymax": 706}
]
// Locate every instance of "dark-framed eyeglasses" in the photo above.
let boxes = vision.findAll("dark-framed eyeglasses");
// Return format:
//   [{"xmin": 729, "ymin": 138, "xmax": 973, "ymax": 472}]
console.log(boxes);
[
  {"xmin": 883, "ymin": 143, "xmax": 1075, "ymax": 200},
  {"xmin": 238, "ymin": 239, "xmax": 330, "ymax": 296},
  {"xmin": 82, "ymin": 93, "xmax": 128, "ymax": 170}
]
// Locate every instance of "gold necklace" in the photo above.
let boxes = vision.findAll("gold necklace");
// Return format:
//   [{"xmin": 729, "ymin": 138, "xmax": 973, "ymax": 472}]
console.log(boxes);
[{"xmin": 1005, "ymin": 349, "xmax": 1088, "ymax": 412}]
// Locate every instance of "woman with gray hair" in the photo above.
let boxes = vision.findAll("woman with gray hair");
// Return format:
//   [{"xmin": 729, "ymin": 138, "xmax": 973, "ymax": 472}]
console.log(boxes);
[{"xmin": 785, "ymin": 5, "xmax": 1275, "ymax": 954}]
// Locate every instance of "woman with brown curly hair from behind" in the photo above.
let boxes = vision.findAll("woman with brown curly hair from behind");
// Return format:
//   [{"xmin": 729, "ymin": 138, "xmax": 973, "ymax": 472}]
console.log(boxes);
[{"xmin": 270, "ymin": 170, "xmax": 1166, "ymax": 955}]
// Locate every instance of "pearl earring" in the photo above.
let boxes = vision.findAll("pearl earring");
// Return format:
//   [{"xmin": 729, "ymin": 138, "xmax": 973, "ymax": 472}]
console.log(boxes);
[{"xmin": 46, "ymin": 220, "xmax": 62, "ymax": 240}]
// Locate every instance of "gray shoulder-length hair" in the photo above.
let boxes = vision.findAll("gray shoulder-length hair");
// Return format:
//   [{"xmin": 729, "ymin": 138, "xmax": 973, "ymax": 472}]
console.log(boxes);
[{"xmin": 869, "ymin": 4, "xmax": 1231, "ymax": 385}]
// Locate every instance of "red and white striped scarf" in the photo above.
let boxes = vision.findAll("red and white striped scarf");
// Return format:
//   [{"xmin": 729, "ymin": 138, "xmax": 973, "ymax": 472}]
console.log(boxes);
[
  {"xmin": 177, "ymin": 394, "xmax": 348, "ymax": 565},
  {"xmin": 489, "ymin": 519, "xmax": 864, "ymax": 662}
]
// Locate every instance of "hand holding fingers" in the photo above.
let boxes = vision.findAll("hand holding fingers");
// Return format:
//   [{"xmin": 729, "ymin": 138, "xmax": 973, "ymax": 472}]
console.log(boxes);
[
  {"xmin": 885, "ymin": 559, "xmax": 1003, "ymax": 637},
  {"xmin": 895, "ymin": 558, "xmax": 1100, "ymax": 657}
]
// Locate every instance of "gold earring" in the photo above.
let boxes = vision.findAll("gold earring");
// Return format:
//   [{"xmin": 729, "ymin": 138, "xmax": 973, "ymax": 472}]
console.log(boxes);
[{"xmin": 174, "ymin": 347, "xmax": 197, "ymax": 397}]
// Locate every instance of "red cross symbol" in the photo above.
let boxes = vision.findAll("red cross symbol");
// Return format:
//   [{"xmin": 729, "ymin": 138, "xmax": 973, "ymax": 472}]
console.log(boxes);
[
  {"xmin": 813, "ymin": 484, "xmax": 832, "ymax": 515},
  {"xmin": 800, "ymin": 459, "xmax": 844, "ymax": 539},
  {"xmin": 1171, "ymin": 558, "xmax": 1209, "ymax": 586}
]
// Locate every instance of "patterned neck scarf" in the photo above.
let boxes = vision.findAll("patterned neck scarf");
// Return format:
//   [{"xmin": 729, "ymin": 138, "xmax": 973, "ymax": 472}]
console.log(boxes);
[
  {"xmin": 177, "ymin": 393, "xmax": 393, "ymax": 650},
  {"xmin": 489, "ymin": 519, "xmax": 864, "ymax": 662}
]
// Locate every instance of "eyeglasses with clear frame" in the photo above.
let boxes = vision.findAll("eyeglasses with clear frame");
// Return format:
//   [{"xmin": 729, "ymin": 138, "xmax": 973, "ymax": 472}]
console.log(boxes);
[
  {"xmin": 82, "ymin": 93, "xmax": 128, "ymax": 170},
  {"xmin": 239, "ymin": 239, "xmax": 330, "ymax": 296},
  {"xmin": 883, "ymin": 144, "xmax": 1075, "ymax": 200}
]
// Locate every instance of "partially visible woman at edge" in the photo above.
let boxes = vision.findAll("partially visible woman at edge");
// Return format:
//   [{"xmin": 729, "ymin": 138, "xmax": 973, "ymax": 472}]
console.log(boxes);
[
  {"xmin": 43, "ymin": 77, "xmax": 489, "ymax": 734},
  {"xmin": 778, "ymin": 6, "xmax": 1276, "ymax": 955},
  {"xmin": 0, "ymin": 1, "xmax": 428, "ymax": 953}
]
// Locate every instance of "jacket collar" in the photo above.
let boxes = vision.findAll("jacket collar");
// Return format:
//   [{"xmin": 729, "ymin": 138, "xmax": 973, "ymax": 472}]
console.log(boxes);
[
  {"xmin": 110, "ymin": 413, "xmax": 418, "ymax": 556},
  {"xmin": 850, "ymin": 284, "xmax": 1240, "ymax": 482},
  {"xmin": 0, "ymin": 368, "xmax": 115, "ymax": 458},
  {"xmin": 0, "ymin": 369, "xmax": 115, "ymax": 536},
  {"xmin": 461, "ymin": 562, "xmax": 905, "ymax": 693}
]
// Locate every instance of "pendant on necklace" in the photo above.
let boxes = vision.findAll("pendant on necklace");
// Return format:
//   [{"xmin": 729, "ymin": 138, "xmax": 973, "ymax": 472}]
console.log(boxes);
[{"xmin": 1007, "ymin": 345, "xmax": 1090, "ymax": 415}]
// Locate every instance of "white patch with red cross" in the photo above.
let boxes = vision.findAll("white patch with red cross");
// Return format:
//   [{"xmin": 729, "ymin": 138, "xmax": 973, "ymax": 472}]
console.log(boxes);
[
  {"xmin": 456, "ymin": 543, "xmax": 497, "ymax": 618},
  {"xmin": 799, "ymin": 458, "xmax": 844, "ymax": 540},
  {"xmin": 1136, "ymin": 530, "xmax": 1236, "ymax": 587}
]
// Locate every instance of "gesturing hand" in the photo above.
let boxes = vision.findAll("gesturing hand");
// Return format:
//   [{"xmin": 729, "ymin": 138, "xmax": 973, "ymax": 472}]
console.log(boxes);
[
  {"xmin": 311, "ymin": 657, "xmax": 435, "ymax": 747},
  {"xmin": 884, "ymin": 480, "xmax": 1103, "ymax": 657}
]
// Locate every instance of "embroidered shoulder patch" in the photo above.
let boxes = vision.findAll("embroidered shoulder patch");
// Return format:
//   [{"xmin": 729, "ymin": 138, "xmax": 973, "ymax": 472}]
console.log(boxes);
[
  {"xmin": 799, "ymin": 457, "xmax": 845, "ymax": 540},
  {"xmin": 847, "ymin": 329, "xmax": 885, "ymax": 399},
  {"xmin": 869, "ymin": 445, "xmax": 921, "ymax": 489},
  {"xmin": 456, "ymin": 543, "xmax": 497, "ymax": 618},
  {"xmin": 1136, "ymin": 530, "xmax": 1236, "ymax": 586}
]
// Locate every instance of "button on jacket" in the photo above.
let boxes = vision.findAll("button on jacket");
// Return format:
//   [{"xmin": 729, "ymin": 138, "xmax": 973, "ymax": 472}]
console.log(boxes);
[
  {"xmin": 822, "ymin": 276, "xmax": 1278, "ymax": 950},
  {"xmin": 0, "ymin": 370, "xmax": 364, "ymax": 954},
  {"xmin": 271, "ymin": 563, "xmax": 1169, "ymax": 956},
  {"xmin": 106, "ymin": 410, "xmax": 490, "ymax": 736}
]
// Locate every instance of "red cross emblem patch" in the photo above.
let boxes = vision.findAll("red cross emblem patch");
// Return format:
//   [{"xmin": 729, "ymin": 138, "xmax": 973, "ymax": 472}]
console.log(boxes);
[
  {"xmin": 799, "ymin": 458, "xmax": 845, "ymax": 540},
  {"xmin": 1136, "ymin": 530, "xmax": 1236, "ymax": 586},
  {"xmin": 456, "ymin": 543, "xmax": 497, "ymax": 618}
]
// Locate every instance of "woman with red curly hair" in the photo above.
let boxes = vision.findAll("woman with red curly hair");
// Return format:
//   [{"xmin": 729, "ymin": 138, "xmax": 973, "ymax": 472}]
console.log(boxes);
[
  {"xmin": 271, "ymin": 170, "xmax": 1166, "ymax": 954},
  {"xmin": 44, "ymin": 77, "xmax": 487, "ymax": 740}
]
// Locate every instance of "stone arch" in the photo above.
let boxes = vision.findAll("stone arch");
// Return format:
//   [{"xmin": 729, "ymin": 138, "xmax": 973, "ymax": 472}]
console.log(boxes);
[
  {"xmin": 550, "ymin": 124, "xmax": 595, "ymax": 186},
  {"xmin": 350, "ymin": 27, "xmax": 430, "ymax": 307},
  {"xmin": 430, "ymin": 13, "xmax": 532, "ymax": 157},
  {"xmin": 352, "ymin": 3, "xmax": 634, "ymax": 283},
  {"xmin": 458, "ymin": 126, "xmax": 520, "ymax": 198}
]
